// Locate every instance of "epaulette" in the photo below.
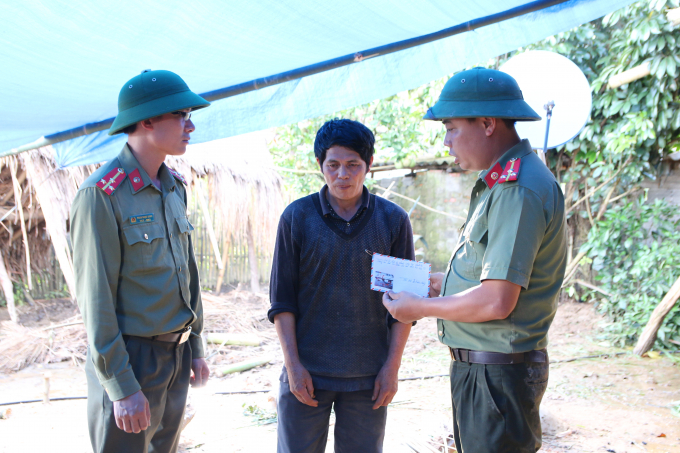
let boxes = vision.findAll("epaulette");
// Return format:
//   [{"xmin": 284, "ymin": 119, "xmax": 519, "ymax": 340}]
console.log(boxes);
[
  {"xmin": 96, "ymin": 167, "xmax": 127, "ymax": 195},
  {"xmin": 499, "ymin": 158, "xmax": 521, "ymax": 184},
  {"xmin": 484, "ymin": 162, "xmax": 503, "ymax": 189},
  {"xmin": 168, "ymin": 167, "xmax": 187, "ymax": 185}
]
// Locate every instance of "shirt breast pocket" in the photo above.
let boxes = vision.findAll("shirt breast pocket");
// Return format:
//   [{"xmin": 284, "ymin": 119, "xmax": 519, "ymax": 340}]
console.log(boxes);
[
  {"xmin": 122, "ymin": 222, "xmax": 167, "ymax": 275},
  {"xmin": 175, "ymin": 216, "xmax": 194, "ymax": 261},
  {"xmin": 464, "ymin": 222, "xmax": 488, "ymax": 280}
]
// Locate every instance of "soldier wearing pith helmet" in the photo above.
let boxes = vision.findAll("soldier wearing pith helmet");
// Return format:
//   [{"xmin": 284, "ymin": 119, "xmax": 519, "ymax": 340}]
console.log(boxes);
[
  {"xmin": 71, "ymin": 69, "xmax": 210, "ymax": 453},
  {"xmin": 383, "ymin": 67, "xmax": 567, "ymax": 452}
]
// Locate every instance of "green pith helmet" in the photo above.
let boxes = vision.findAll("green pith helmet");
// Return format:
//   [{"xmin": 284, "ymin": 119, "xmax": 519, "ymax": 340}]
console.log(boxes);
[
  {"xmin": 423, "ymin": 67, "xmax": 540, "ymax": 122},
  {"xmin": 109, "ymin": 70, "xmax": 210, "ymax": 135}
]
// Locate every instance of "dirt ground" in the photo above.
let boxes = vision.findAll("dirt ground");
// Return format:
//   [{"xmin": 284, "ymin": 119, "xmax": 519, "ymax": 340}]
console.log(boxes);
[{"xmin": 0, "ymin": 296, "xmax": 678, "ymax": 453}]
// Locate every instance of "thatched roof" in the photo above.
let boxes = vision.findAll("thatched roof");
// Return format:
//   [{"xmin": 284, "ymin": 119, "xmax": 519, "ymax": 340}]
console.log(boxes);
[
  {"xmin": 169, "ymin": 131, "xmax": 284, "ymax": 253},
  {"xmin": 0, "ymin": 133, "xmax": 284, "ymax": 317}
]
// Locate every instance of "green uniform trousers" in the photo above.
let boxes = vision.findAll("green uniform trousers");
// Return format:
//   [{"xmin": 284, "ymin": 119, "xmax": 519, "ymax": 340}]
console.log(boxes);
[
  {"xmin": 85, "ymin": 337, "xmax": 191, "ymax": 453},
  {"xmin": 450, "ymin": 359, "xmax": 548, "ymax": 453}
]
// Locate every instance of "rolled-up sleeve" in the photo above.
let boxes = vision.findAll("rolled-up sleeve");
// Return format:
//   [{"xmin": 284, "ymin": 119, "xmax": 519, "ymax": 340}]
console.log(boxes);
[
  {"xmin": 267, "ymin": 215, "xmax": 300, "ymax": 323},
  {"xmin": 71, "ymin": 188, "xmax": 140, "ymax": 401},
  {"xmin": 481, "ymin": 186, "xmax": 546, "ymax": 289}
]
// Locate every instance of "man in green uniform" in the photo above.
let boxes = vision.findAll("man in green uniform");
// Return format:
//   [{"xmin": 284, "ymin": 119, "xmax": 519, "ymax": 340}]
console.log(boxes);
[
  {"xmin": 383, "ymin": 67, "xmax": 567, "ymax": 452},
  {"xmin": 70, "ymin": 69, "xmax": 211, "ymax": 453}
]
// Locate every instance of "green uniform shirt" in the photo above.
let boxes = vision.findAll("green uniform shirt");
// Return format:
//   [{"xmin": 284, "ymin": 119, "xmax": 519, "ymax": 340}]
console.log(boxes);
[
  {"xmin": 439, "ymin": 139, "xmax": 567, "ymax": 353},
  {"xmin": 71, "ymin": 144, "xmax": 204, "ymax": 401}
]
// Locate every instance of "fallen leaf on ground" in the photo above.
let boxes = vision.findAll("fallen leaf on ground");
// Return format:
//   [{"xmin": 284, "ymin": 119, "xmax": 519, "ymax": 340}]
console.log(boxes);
[
  {"xmin": 556, "ymin": 429, "xmax": 575, "ymax": 438},
  {"xmin": 657, "ymin": 433, "xmax": 666, "ymax": 438}
]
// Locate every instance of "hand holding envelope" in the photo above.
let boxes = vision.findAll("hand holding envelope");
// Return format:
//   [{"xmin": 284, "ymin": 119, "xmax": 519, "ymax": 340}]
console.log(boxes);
[
  {"xmin": 382, "ymin": 290, "xmax": 424, "ymax": 324},
  {"xmin": 370, "ymin": 252, "xmax": 435, "ymax": 323}
]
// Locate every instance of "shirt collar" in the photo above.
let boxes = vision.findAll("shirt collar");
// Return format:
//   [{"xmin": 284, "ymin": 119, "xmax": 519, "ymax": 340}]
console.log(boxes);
[
  {"xmin": 118, "ymin": 144, "xmax": 176, "ymax": 194},
  {"xmin": 479, "ymin": 139, "xmax": 533, "ymax": 189},
  {"xmin": 319, "ymin": 184, "xmax": 370, "ymax": 216}
]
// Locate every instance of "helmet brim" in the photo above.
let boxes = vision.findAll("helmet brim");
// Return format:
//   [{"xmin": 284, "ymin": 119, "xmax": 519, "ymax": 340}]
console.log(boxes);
[
  {"xmin": 109, "ymin": 90, "xmax": 210, "ymax": 135},
  {"xmin": 423, "ymin": 99, "xmax": 541, "ymax": 122}
]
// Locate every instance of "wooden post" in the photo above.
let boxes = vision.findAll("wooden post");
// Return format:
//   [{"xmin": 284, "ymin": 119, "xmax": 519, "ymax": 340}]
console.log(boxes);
[
  {"xmin": 195, "ymin": 179, "xmax": 223, "ymax": 270},
  {"xmin": 215, "ymin": 233, "xmax": 230, "ymax": 294},
  {"xmin": 246, "ymin": 219, "xmax": 260, "ymax": 293},
  {"xmin": 634, "ymin": 275, "xmax": 680, "ymax": 356},
  {"xmin": 43, "ymin": 372, "xmax": 52, "ymax": 403},
  {"xmin": 10, "ymin": 157, "xmax": 31, "ymax": 291},
  {"xmin": 0, "ymin": 256, "xmax": 16, "ymax": 323}
]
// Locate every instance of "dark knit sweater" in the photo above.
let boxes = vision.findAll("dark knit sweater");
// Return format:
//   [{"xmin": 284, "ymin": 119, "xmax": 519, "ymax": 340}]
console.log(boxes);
[{"xmin": 268, "ymin": 186, "xmax": 414, "ymax": 391}]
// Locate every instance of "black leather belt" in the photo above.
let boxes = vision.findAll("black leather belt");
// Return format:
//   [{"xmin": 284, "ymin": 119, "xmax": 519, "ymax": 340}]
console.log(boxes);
[
  {"xmin": 449, "ymin": 347, "xmax": 547, "ymax": 364},
  {"xmin": 125, "ymin": 326, "xmax": 192, "ymax": 344}
]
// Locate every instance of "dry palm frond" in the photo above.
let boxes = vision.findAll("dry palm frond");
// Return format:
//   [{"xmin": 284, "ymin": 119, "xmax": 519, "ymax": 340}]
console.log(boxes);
[
  {"xmin": 0, "ymin": 317, "xmax": 87, "ymax": 373},
  {"xmin": 20, "ymin": 148, "xmax": 96, "ymax": 297}
]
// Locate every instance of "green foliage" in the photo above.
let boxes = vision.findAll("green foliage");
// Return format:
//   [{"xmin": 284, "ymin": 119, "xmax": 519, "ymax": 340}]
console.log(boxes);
[
  {"xmin": 526, "ymin": 0, "xmax": 680, "ymax": 201},
  {"xmin": 579, "ymin": 197, "xmax": 680, "ymax": 349},
  {"xmin": 241, "ymin": 402, "xmax": 277, "ymax": 425},
  {"xmin": 523, "ymin": 0, "xmax": 680, "ymax": 348}
]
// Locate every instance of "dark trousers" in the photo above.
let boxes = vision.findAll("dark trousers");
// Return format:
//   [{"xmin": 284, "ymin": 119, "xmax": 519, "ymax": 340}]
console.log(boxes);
[
  {"xmin": 85, "ymin": 337, "xmax": 192, "ymax": 453},
  {"xmin": 277, "ymin": 381, "xmax": 387, "ymax": 453},
  {"xmin": 450, "ymin": 359, "xmax": 549, "ymax": 453}
]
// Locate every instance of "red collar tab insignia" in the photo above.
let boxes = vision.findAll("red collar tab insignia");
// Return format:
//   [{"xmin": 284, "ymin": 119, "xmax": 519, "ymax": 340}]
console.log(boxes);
[
  {"xmin": 168, "ymin": 167, "xmax": 187, "ymax": 185},
  {"xmin": 499, "ymin": 158, "xmax": 521, "ymax": 184},
  {"xmin": 96, "ymin": 167, "xmax": 126, "ymax": 195},
  {"xmin": 483, "ymin": 163, "xmax": 503, "ymax": 189},
  {"xmin": 129, "ymin": 168, "xmax": 145, "ymax": 192}
]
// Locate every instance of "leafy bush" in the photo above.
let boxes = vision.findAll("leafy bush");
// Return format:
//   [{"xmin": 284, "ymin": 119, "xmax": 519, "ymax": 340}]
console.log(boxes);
[{"xmin": 580, "ymin": 197, "xmax": 680, "ymax": 349}]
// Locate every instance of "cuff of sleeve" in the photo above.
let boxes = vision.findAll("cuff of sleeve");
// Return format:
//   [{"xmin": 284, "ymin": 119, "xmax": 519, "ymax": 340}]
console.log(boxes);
[
  {"xmin": 101, "ymin": 368, "xmax": 141, "ymax": 401},
  {"xmin": 189, "ymin": 334, "xmax": 204, "ymax": 359},
  {"xmin": 267, "ymin": 307, "xmax": 299, "ymax": 323},
  {"xmin": 481, "ymin": 266, "xmax": 530, "ymax": 289}
]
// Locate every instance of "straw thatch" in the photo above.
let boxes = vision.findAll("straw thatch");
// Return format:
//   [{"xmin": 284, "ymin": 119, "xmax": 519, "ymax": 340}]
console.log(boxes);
[
  {"xmin": 169, "ymin": 131, "xmax": 285, "ymax": 255},
  {"xmin": 0, "ymin": 133, "xmax": 284, "ymax": 320},
  {"xmin": 0, "ymin": 154, "xmax": 77, "ymax": 321}
]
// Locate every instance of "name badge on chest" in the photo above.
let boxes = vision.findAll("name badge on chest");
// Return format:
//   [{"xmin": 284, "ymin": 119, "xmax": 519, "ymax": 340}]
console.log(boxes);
[{"xmin": 129, "ymin": 213, "xmax": 155, "ymax": 224}]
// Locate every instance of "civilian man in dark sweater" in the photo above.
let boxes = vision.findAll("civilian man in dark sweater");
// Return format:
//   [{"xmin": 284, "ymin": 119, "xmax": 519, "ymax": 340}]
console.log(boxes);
[{"xmin": 268, "ymin": 119, "xmax": 415, "ymax": 453}]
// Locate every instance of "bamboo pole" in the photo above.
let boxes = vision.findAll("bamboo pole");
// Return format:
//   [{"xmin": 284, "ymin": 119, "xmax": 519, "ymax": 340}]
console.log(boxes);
[
  {"xmin": 608, "ymin": 62, "xmax": 651, "ymax": 89},
  {"xmin": 633, "ymin": 275, "xmax": 680, "ymax": 356},
  {"xmin": 0, "ymin": 256, "xmax": 16, "ymax": 323},
  {"xmin": 9, "ymin": 157, "xmax": 31, "ymax": 291},
  {"xmin": 562, "ymin": 251, "xmax": 587, "ymax": 286},
  {"xmin": 220, "ymin": 356, "xmax": 273, "ymax": 376},
  {"xmin": 205, "ymin": 333, "xmax": 262, "ymax": 347},
  {"xmin": 195, "ymin": 179, "xmax": 223, "ymax": 270},
  {"xmin": 246, "ymin": 219, "xmax": 260, "ymax": 293},
  {"xmin": 565, "ymin": 158, "xmax": 630, "ymax": 214},
  {"xmin": 215, "ymin": 234, "xmax": 230, "ymax": 294}
]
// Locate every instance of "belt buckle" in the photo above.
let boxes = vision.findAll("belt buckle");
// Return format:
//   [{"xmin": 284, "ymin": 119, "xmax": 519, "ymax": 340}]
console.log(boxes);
[{"xmin": 179, "ymin": 326, "xmax": 192, "ymax": 344}]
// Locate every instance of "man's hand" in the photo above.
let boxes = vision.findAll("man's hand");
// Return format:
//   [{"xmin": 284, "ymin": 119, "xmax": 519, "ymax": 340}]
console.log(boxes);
[
  {"xmin": 372, "ymin": 363, "xmax": 399, "ymax": 409},
  {"xmin": 382, "ymin": 291, "xmax": 424, "ymax": 324},
  {"xmin": 429, "ymin": 272, "xmax": 445, "ymax": 298},
  {"xmin": 286, "ymin": 362, "xmax": 318, "ymax": 407},
  {"xmin": 113, "ymin": 390, "xmax": 151, "ymax": 433},
  {"xmin": 191, "ymin": 358, "xmax": 210, "ymax": 388}
]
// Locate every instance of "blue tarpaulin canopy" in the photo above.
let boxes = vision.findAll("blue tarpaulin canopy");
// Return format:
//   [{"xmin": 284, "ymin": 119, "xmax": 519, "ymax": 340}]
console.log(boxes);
[{"xmin": 1, "ymin": 0, "xmax": 635, "ymax": 168}]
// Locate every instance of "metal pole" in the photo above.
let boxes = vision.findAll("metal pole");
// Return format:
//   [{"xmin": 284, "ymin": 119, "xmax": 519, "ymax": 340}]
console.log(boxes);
[
  {"xmin": 4, "ymin": 0, "xmax": 572, "ymax": 157},
  {"xmin": 537, "ymin": 100, "xmax": 555, "ymax": 165}
]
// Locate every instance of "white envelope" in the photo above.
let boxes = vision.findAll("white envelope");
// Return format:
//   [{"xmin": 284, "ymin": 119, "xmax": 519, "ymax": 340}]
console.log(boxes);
[{"xmin": 370, "ymin": 253, "xmax": 431, "ymax": 298}]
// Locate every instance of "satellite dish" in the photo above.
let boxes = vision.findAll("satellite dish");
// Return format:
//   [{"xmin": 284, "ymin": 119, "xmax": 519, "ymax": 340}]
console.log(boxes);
[{"xmin": 500, "ymin": 50, "xmax": 592, "ymax": 150}]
